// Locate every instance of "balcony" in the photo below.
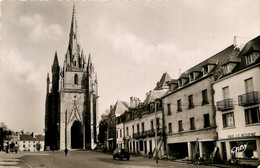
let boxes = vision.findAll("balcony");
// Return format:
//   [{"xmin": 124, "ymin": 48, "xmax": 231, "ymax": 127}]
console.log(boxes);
[
  {"xmin": 238, "ymin": 91, "xmax": 259, "ymax": 106},
  {"xmin": 216, "ymin": 99, "xmax": 233, "ymax": 111}
]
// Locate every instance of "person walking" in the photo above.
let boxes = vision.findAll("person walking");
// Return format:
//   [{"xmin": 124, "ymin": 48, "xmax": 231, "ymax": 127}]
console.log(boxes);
[{"xmin": 64, "ymin": 148, "xmax": 68, "ymax": 156}]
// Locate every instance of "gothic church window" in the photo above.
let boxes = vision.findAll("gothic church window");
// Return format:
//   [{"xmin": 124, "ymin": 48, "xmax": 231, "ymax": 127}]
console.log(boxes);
[{"xmin": 74, "ymin": 74, "xmax": 78, "ymax": 85}]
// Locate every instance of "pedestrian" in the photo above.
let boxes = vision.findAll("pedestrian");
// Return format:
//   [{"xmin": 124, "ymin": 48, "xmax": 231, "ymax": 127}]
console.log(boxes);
[
  {"xmin": 6, "ymin": 145, "xmax": 9, "ymax": 154},
  {"xmin": 65, "ymin": 148, "xmax": 68, "ymax": 156}
]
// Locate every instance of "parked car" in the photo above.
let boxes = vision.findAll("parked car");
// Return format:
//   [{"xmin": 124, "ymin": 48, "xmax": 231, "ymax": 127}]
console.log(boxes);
[{"xmin": 113, "ymin": 148, "xmax": 130, "ymax": 160}]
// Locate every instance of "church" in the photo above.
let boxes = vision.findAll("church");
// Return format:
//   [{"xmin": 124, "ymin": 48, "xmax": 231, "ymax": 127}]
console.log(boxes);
[{"xmin": 45, "ymin": 5, "xmax": 98, "ymax": 150}]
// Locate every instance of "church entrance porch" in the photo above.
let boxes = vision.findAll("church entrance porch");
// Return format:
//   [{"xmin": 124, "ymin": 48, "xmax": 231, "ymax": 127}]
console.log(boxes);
[{"xmin": 71, "ymin": 121, "xmax": 83, "ymax": 149}]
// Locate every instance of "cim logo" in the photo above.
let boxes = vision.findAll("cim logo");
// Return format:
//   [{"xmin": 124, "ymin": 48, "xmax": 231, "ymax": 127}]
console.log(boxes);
[{"xmin": 231, "ymin": 144, "xmax": 248, "ymax": 155}]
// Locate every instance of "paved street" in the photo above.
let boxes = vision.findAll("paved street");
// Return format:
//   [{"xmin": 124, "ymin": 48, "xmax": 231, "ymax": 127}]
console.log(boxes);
[{"xmin": 0, "ymin": 150, "xmax": 249, "ymax": 168}]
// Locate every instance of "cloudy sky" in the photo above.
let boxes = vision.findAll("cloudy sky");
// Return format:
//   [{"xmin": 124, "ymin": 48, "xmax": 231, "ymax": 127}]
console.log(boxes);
[{"xmin": 1, "ymin": 0, "xmax": 260, "ymax": 133}]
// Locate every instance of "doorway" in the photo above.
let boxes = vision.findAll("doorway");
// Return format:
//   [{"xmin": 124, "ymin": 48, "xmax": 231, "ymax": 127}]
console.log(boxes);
[{"xmin": 71, "ymin": 121, "xmax": 83, "ymax": 149}]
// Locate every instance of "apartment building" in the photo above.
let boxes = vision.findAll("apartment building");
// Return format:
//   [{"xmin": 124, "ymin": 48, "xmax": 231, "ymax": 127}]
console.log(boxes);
[
  {"xmin": 213, "ymin": 36, "xmax": 260, "ymax": 166},
  {"xmin": 162, "ymin": 44, "xmax": 239, "ymax": 160},
  {"xmin": 116, "ymin": 73, "xmax": 170, "ymax": 158}
]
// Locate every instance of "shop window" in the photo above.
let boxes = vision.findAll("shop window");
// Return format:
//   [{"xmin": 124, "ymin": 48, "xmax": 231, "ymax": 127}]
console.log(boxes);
[
  {"xmin": 168, "ymin": 123, "xmax": 172, "ymax": 133},
  {"xmin": 139, "ymin": 140, "xmax": 143, "ymax": 151},
  {"xmin": 204, "ymin": 114, "xmax": 210, "ymax": 128},
  {"xmin": 178, "ymin": 120, "xmax": 183, "ymax": 132},
  {"xmin": 245, "ymin": 107, "xmax": 260, "ymax": 125},
  {"xmin": 190, "ymin": 117, "xmax": 195, "ymax": 130},
  {"xmin": 202, "ymin": 89, "xmax": 209, "ymax": 105},
  {"xmin": 222, "ymin": 112, "xmax": 235, "ymax": 128},
  {"xmin": 230, "ymin": 140, "xmax": 258, "ymax": 159}
]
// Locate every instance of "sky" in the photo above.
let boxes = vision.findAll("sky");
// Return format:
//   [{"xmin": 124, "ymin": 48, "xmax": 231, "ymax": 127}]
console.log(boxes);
[{"xmin": 0, "ymin": 0, "xmax": 260, "ymax": 133}]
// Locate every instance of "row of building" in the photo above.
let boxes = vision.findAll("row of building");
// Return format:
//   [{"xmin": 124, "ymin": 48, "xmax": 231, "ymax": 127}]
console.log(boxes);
[
  {"xmin": 0, "ymin": 123, "xmax": 44, "ymax": 152},
  {"xmin": 99, "ymin": 36, "xmax": 260, "ymax": 166}
]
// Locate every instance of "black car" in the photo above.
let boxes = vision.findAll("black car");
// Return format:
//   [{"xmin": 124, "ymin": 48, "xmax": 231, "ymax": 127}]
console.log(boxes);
[{"xmin": 113, "ymin": 148, "xmax": 130, "ymax": 160}]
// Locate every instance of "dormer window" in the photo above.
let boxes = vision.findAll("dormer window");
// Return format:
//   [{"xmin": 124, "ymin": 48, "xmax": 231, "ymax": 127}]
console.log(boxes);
[
  {"xmin": 178, "ymin": 79, "xmax": 182, "ymax": 87},
  {"xmin": 245, "ymin": 52, "xmax": 259, "ymax": 65},
  {"xmin": 189, "ymin": 73, "xmax": 194, "ymax": 82},
  {"xmin": 203, "ymin": 65, "xmax": 208, "ymax": 75},
  {"xmin": 223, "ymin": 64, "xmax": 231, "ymax": 75}
]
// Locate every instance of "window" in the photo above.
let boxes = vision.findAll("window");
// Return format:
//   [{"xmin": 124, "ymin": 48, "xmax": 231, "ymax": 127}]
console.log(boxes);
[
  {"xmin": 202, "ymin": 89, "xmax": 209, "ymax": 105},
  {"xmin": 120, "ymin": 129, "xmax": 122, "ymax": 138},
  {"xmin": 74, "ymin": 74, "xmax": 78, "ymax": 85},
  {"xmin": 150, "ymin": 120, "xmax": 154, "ymax": 131},
  {"xmin": 222, "ymin": 86, "xmax": 230, "ymax": 99},
  {"xmin": 168, "ymin": 123, "xmax": 172, "ymax": 133},
  {"xmin": 74, "ymin": 61, "xmax": 76, "ymax": 66},
  {"xmin": 188, "ymin": 95, "xmax": 194, "ymax": 109},
  {"xmin": 222, "ymin": 112, "xmax": 235, "ymax": 128},
  {"xmin": 189, "ymin": 73, "xmax": 194, "ymax": 82},
  {"xmin": 223, "ymin": 64, "xmax": 231, "ymax": 74},
  {"xmin": 116, "ymin": 130, "xmax": 118, "ymax": 138},
  {"xmin": 178, "ymin": 120, "xmax": 183, "ymax": 132},
  {"xmin": 23, "ymin": 145, "xmax": 25, "ymax": 148},
  {"xmin": 230, "ymin": 140, "xmax": 258, "ymax": 159},
  {"xmin": 167, "ymin": 103, "xmax": 172, "ymax": 115},
  {"xmin": 156, "ymin": 118, "xmax": 160, "ymax": 129},
  {"xmin": 245, "ymin": 107, "xmax": 260, "ymax": 125},
  {"xmin": 245, "ymin": 52, "xmax": 260, "ymax": 65},
  {"xmin": 204, "ymin": 114, "xmax": 210, "ymax": 128},
  {"xmin": 141, "ymin": 123, "xmax": 145, "ymax": 134},
  {"xmin": 137, "ymin": 124, "xmax": 140, "ymax": 134},
  {"xmin": 132, "ymin": 125, "xmax": 134, "ymax": 134},
  {"xmin": 177, "ymin": 99, "xmax": 182, "ymax": 112},
  {"xmin": 203, "ymin": 65, "xmax": 208, "ymax": 75},
  {"xmin": 190, "ymin": 117, "xmax": 195, "ymax": 130},
  {"xmin": 178, "ymin": 79, "xmax": 182, "ymax": 87},
  {"xmin": 245, "ymin": 78, "xmax": 254, "ymax": 93},
  {"xmin": 126, "ymin": 127, "xmax": 129, "ymax": 136}
]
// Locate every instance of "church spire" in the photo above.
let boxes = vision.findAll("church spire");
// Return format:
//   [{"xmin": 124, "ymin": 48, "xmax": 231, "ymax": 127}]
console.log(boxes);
[
  {"xmin": 67, "ymin": 4, "xmax": 81, "ymax": 68},
  {"xmin": 52, "ymin": 51, "xmax": 59, "ymax": 72}
]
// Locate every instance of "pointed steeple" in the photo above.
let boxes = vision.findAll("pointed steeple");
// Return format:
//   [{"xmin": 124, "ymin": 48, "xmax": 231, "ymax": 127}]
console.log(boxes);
[
  {"xmin": 67, "ymin": 4, "xmax": 81, "ymax": 68},
  {"xmin": 87, "ymin": 53, "xmax": 92, "ymax": 67},
  {"xmin": 52, "ymin": 51, "xmax": 60, "ymax": 72}
]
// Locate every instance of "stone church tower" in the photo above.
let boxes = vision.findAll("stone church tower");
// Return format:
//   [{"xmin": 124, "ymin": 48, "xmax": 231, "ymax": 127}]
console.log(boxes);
[{"xmin": 45, "ymin": 5, "xmax": 98, "ymax": 150}]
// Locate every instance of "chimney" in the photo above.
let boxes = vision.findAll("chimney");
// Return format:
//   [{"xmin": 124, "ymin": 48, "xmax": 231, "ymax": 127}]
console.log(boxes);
[
  {"xmin": 233, "ymin": 36, "xmax": 237, "ymax": 47},
  {"xmin": 130, "ymin": 97, "xmax": 134, "ymax": 108}
]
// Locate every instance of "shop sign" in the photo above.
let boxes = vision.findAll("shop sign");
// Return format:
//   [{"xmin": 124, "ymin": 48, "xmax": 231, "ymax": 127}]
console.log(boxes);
[
  {"xmin": 231, "ymin": 143, "xmax": 247, "ymax": 155},
  {"xmin": 227, "ymin": 132, "xmax": 255, "ymax": 139}
]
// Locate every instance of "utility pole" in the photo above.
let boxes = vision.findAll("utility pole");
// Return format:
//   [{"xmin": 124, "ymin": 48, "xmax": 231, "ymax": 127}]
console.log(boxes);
[
  {"xmin": 65, "ymin": 110, "xmax": 67, "ymax": 152},
  {"xmin": 154, "ymin": 101, "xmax": 158, "ymax": 164}
]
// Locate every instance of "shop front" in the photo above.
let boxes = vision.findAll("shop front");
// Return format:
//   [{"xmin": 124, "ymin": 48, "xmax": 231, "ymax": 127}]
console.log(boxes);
[{"xmin": 218, "ymin": 137, "xmax": 260, "ymax": 166}]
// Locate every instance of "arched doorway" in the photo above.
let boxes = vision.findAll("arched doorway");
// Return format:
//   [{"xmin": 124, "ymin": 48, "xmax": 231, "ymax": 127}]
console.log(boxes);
[{"xmin": 71, "ymin": 121, "xmax": 83, "ymax": 149}]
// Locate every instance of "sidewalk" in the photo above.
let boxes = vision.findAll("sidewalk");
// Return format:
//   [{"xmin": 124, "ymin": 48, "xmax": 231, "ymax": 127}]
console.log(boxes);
[
  {"xmin": 0, "ymin": 151, "xmax": 23, "ymax": 167},
  {"xmin": 0, "ymin": 151, "xmax": 23, "ymax": 159}
]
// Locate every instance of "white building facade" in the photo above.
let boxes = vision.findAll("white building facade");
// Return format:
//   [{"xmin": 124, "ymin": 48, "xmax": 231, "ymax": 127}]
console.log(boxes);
[{"xmin": 213, "ymin": 36, "xmax": 260, "ymax": 166}]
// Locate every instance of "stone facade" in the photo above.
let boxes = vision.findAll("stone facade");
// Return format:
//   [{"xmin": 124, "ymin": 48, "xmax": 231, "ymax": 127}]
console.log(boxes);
[{"xmin": 45, "ymin": 5, "xmax": 98, "ymax": 150}]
